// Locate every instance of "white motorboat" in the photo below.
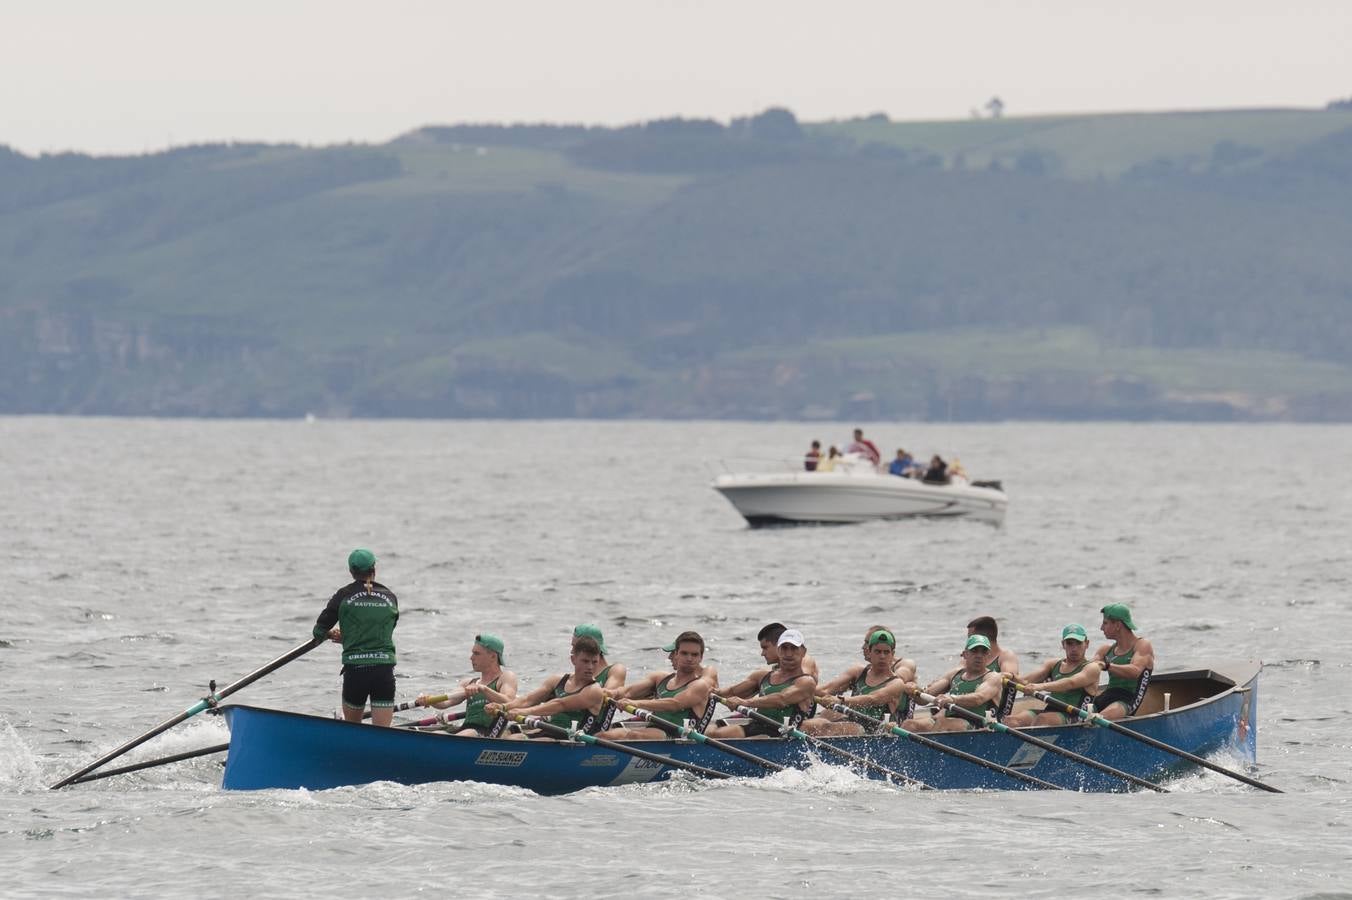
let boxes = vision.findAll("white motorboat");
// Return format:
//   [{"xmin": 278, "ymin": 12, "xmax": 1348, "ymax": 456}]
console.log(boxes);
[{"xmin": 712, "ymin": 454, "xmax": 1007, "ymax": 526}]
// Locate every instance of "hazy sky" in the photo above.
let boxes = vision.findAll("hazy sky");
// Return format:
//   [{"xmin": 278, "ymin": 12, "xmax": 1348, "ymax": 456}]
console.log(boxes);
[{"xmin": 4, "ymin": 1, "xmax": 1350, "ymax": 156}]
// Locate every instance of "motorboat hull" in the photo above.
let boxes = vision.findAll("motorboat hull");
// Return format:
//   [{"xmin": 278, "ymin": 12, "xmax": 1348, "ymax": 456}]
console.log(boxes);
[{"xmin": 713, "ymin": 471, "xmax": 1008, "ymax": 526}]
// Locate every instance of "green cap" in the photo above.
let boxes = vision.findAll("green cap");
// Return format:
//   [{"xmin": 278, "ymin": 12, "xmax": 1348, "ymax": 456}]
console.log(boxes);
[
  {"xmin": 1100, "ymin": 603, "xmax": 1137, "ymax": 631},
  {"xmin": 964, "ymin": 634, "xmax": 992, "ymax": 652},
  {"xmin": 573, "ymin": 623, "xmax": 607, "ymax": 655},
  {"xmin": 662, "ymin": 639, "xmax": 678, "ymax": 653},
  {"xmin": 475, "ymin": 633, "xmax": 505, "ymax": 664},
  {"xmin": 1061, "ymin": 624, "xmax": 1088, "ymax": 643},
  {"xmin": 866, "ymin": 629, "xmax": 896, "ymax": 648},
  {"xmin": 347, "ymin": 548, "xmax": 376, "ymax": 573}
]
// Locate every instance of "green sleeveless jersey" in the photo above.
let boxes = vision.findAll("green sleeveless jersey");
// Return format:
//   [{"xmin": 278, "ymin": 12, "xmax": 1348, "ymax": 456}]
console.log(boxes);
[
  {"xmin": 463, "ymin": 675, "xmax": 500, "ymax": 728},
  {"xmin": 1047, "ymin": 661, "xmax": 1090, "ymax": 708},
  {"xmin": 547, "ymin": 676, "xmax": 592, "ymax": 729},
  {"xmin": 651, "ymin": 674, "xmax": 695, "ymax": 726},
  {"xmin": 850, "ymin": 669, "xmax": 899, "ymax": 721},
  {"xmin": 1104, "ymin": 647, "xmax": 1138, "ymax": 693},
  {"xmin": 949, "ymin": 670, "xmax": 994, "ymax": 719},
  {"xmin": 756, "ymin": 672, "xmax": 807, "ymax": 724}
]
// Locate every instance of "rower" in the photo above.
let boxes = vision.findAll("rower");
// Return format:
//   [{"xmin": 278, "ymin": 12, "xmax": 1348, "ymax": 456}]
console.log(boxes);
[
  {"xmin": 573, "ymin": 623, "xmax": 627, "ymax": 690},
  {"xmin": 967, "ymin": 616, "xmax": 1019, "ymax": 675},
  {"xmin": 706, "ymin": 629, "xmax": 818, "ymax": 739},
  {"xmin": 804, "ymin": 628, "xmax": 913, "ymax": 736},
  {"xmin": 665, "ymin": 636, "xmax": 719, "ymax": 687},
  {"xmin": 492, "ymin": 634, "xmax": 608, "ymax": 740},
  {"xmin": 1093, "ymin": 603, "xmax": 1155, "ymax": 721},
  {"xmin": 312, "ymin": 548, "xmax": 399, "ymax": 726},
  {"xmin": 717, "ymin": 622, "xmax": 819, "ymax": 702},
  {"xmin": 903, "ymin": 634, "xmax": 1003, "ymax": 732},
  {"xmin": 413, "ymin": 633, "xmax": 518, "ymax": 736},
  {"xmin": 598, "ymin": 631, "xmax": 714, "ymax": 740},
  {"xmin": 1002, "ymin": 624, "xmax": 1101, "ymax": 727}
]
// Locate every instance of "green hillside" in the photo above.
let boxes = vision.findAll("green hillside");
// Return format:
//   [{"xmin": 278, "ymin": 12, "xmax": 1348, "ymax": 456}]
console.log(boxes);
[{"xmin": 3, "ymin": 107, "xmax": 1352, "ymax": 420}]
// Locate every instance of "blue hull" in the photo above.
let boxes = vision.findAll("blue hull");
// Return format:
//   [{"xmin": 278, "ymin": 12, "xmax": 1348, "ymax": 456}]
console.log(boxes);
[{"xmin": 220, "ymin": 663, "xmax": 1260, "ymax": 793}]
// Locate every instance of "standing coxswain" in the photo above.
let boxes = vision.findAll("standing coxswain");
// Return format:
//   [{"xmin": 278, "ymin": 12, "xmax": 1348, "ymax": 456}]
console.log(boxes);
[{"xmin": 312, "ymin": 549, "xmax": 399, "ymax": 726}]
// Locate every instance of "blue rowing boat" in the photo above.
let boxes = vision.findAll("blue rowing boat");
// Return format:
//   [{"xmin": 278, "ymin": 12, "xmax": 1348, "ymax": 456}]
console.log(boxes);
[{"xmin": 219, "ymin": 662, "xmax": 1260, "ymax": 793}]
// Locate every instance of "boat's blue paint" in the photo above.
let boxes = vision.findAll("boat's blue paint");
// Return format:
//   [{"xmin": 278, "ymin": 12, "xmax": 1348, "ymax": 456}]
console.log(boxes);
[{"xmin": 220, "ymin": 663, "xmax": 1260, "ymax": 793}]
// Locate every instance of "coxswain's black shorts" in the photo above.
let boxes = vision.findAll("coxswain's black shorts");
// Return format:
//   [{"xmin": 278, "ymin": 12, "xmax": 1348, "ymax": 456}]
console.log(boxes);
[{"xmin": 341, "ymin": 663, "xmax": 396, "ymax": 710}]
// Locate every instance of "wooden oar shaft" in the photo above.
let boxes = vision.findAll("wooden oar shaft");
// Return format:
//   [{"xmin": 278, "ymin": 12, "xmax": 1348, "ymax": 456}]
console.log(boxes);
[
  {"xmin": 619, "ymin": 704, "xmax": 784, "ymax": 772},
  {"xmin": 514, "ymin": 715, "xmax": 732, "ymax": 780},
  {"xmin": 50, "ymin": 636, "xmax": 324, "ymax": 790},
  {"xmin": 1005, "ymin": 679, "xmax": 1281, "ymax": 793},
  {"xmin": 715, "ymin": 694, "xmax": 926, "ymax": 787},
  {"xmin": 368, "ymin": 695, "xmax": 451, "ymax": 720},
  {"xmin": 819, "ymin": 697, "xmax": 1063, "ymax": 791},
  {"xmin": 67, "ymin": 743, "xmax": 231, "ymax": 785},
  {"xmin": 918, "ymin": 691, "xmax": 1167, "ymax": 792}
]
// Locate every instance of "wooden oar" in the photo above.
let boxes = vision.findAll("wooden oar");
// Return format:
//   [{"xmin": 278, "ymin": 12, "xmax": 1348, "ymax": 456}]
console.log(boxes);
[
  {"xmin": 66, "ymin": 743, "xmax": 231, "ymax": 785},
  {"xmin": 1004, "ymin": 678, "xmax": 1282, "ymax": 793},
  {"xmin": 50, "ymin": 636, "xmax": 324, "ymax": 790},
  {"xmin": 713, "ymin": 694, "xmax": 928, "ymax": 787},
  {"xmin": 396, "ymin": 711, "xmax": 466, "ymax": 729},
  {"xmin": 616, "ymin": 703, "xmax": 785, "ymax": 772},
  {"xmin": 507, "ymin": 714, "xmax": 732, "ymax": 780},
  {"xmin": 915, "ymin": 690, "xmax": 1167, "ymax": 792},
  {"xmin": 365, "ymin": 695, "xmax": 450, "ymax": 720},
  {"xmin": 815, "ymin": 696, "xmax": 1063, "ymax": 791}
]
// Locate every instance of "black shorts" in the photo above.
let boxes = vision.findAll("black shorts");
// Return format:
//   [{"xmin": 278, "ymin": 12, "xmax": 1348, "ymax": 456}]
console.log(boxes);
[
  {"xmin": 1093, "ymin": 688, "xmax": 1135, "ymax": 714},
  {"xmin": 342, "ymin": 664, "xmax": 396, "ymax": 710}
]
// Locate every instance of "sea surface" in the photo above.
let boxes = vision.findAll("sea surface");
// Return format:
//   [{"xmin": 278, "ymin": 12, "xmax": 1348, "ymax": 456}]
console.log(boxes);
[{"xmin": 2, "ymin": 417, "xmax": 1350, "ymax": 899}]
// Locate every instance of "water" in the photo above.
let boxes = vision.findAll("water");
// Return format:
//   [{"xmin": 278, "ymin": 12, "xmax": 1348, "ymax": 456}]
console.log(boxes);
[{"xmin": 2, "ymin": 418, "xmax": 1350, "ymax": 898}]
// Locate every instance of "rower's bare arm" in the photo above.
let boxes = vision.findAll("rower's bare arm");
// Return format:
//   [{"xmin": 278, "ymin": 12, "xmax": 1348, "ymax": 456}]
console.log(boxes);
[
  {"xmin": 506, "ymin": 678, "xmax": 557, "ymax": 710},
  {"xmin": 803, "ymin": 655, "xmax": 820, "ymax": 679},
  {"xmin": 602, "ymin": 664, "xmax": 628, "ymax": 690},
  {"xmin": 633, "ymin": 681, "xmax": 710, "ymax": 714},
  {"xmin": 1125, "ymin": 639, "xmax": 1155, "ymax": 678},
  {"xmin": 1032, "ymin": 664, "xmax": 1096, "ymax": 694},
  {"xmin": 476, "ymin": 673, "xmax": 519, "ymax": 705},
  {"xmin": 744, "ymin": 676, "xmax": 816, "ymax": 709},
  {"xmin": 818, "ymin": 665, "xmax": 865, "ymax": 696},
  {"xmin": 893, "ymin": 658, "xmax": 918, "ymax": 682},
  {"xmin": 926, "ymin": 667, "xmax": 959, "ymax": 696},
  {"xmin": 613, "ymin": 671, "xmax": 662, "ymax": 702},
  {"xmin": 999, "ymin": 651, "xmax": 1020, "ymax": 675},
  {"xmin": 720, "ymin": 668, "xmax": 768, "ymax": 699},
  {"xmin": 1019, "ymin": 660, "xmax": 1057, "ymax": 689},
  {"xmin": 953, "ymin": 673, "xmax": 1004, "ymax": 707}
]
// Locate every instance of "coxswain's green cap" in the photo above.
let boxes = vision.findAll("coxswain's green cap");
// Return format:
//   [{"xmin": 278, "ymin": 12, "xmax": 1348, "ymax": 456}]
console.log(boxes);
[
  {"xmin": 1100, "ymin": 603, "xmax": 1137, "ymax": 631},
  {"xmin": 573, "ymin": 623, "xmax": 607, "ymax": 655},
  {"xmin": 662, "ymin": 639, "xmax": 678, "ymax": 653},
  {"xmin": 475, "ymin": 633, "xmax": 505, "ymax": 664},
  {"xmin": 348, "ymin": 548, "xmax": 376, "ymax": 573},
  {"xmin": 867, "ymin": 629, "xmax": 896, "ymax": 648},
  {"xmin": 964, "ymin": 634, "xmax": 992, "ymax": 652},
  {"xmin": 1061, "ymin": 624, "xmax": 1088, "ymax": 643}
]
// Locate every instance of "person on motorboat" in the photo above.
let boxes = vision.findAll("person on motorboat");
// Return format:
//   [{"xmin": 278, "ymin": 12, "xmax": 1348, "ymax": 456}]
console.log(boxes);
[
  {"xmin": 847, "ymin": 428, "xmax": 881, "ymax": 466},
  {"xmin": 597, "ymin": 631, "xmax": 715, "ymax": 740},
  {"xmin": 804, "ymin": 629, "xmax": 915, "ymax": 736},
  {"xmin": 413, "ymin": 633, "xmax": 519, "ymax": 736},
  {"xmin": 922, "ymin": 454, "xmax": 950, "ymax": 484},
  {"xmin": 903, "ymin": 635, "xmax": 1003, "ymax": 732},
  {"xmin": 572, "ymin": 623, "xmax": 627, "ymax": 690},
  {"xmin": 1093, "ymin": 604, "xmax": 1156, "ymax": 720},
  {"xmin": 967, "ymin": 616, "xmax": 1019, "ymax": 675},
  {"xmin": 491, "ymin": 634, "xmax": 609, "ymax": 739},
  {"xmin": 706, "ymin": 629, "xmax": 818, "ymax": 739},
  {"xmin": 948, "ymin": 458, "xmax": 969, "ymax": 484},
  {"xmin": 888, "ymin": 448, "xmax": 918, "ymax": 477},
  {"xmin": 312, "ymin": 548, "xmax": 399, "ymax": 726},
  {"xmin": 1002, "ymin": 624, "xmax": 1102, "ymax": 727},
  {"xmin": 818, "ymin": 445, "xmax": 842, "ymax": 472},
  {"xmin": 804, "ymin": 440, "xmax": 822, "ymax": 471}
]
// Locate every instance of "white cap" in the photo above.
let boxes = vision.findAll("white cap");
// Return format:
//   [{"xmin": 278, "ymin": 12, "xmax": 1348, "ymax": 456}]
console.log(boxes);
[{"xmin": 777, "ymin": 629, "xmax": 805, "ymax": 647}]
